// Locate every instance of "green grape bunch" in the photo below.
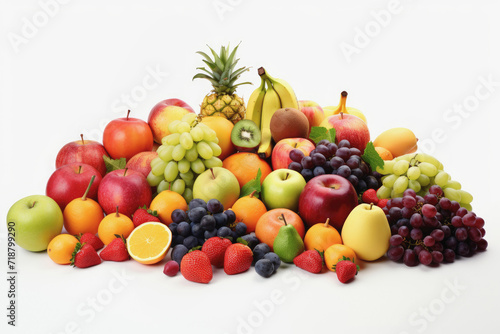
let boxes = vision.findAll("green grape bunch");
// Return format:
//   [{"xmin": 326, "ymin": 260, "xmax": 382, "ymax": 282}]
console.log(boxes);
[
  {"xmin": 376, "ymin": 152, "xmax": 473, "ymax": 210},
  {"xmin": 147, "ymin": 113, "xmax": 223, "ymax": 202}
]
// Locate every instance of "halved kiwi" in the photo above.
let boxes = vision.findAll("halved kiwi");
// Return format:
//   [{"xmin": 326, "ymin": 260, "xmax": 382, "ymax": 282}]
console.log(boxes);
[{"xmin": 231, "ymin": 119, "xmax": 261, "ymax": 152}]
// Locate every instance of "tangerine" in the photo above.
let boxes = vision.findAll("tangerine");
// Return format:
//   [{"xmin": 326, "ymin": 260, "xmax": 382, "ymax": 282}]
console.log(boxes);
[
  {"xmin": 303, "ymin": 218, "xmax": 342, "ymax": 253},
  {"xmin": 201, "ymin": 116, "xmax": 236, "ymax": 161},
  {"xmin": 231, "ymin": 191, "xmax": 267, "ymax": 233},
  {"xmin": 222, "ymin": 152, "xmax": 272, "ymax": 188},
  {"xmin": 150, "ymin": 190, "xmax": 188, "ymax": 225},
  {"xmin": 255, "ymin": 209, "xmax": 305, "ymax": 250},
  {"xmin": 97, "ymin": 207, "xmax": 135, "ymax": 245},
  {"xmin": 47, "ymin": 234, "xmax": 80, "ymax": 265},
  {"xmin": 324, "ymin": 244, "xmax": 357, "ymax": 272}
]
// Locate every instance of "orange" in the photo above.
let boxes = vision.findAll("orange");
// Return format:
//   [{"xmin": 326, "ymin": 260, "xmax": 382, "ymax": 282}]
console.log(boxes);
[
  {"xmin": 127, "ymin": 222, "xmax": 172, "ymax": 264},
  {"xmin": 63, "ymin": 197, "xmax": 104, "ymax": 235},
  {"xmin": 304, "ymin": 218, "xmax": 342, "ymax": 253},
  {"xmin": 231, "ymin": 191, "xmax": 267, "ymax": 233},
  {"xmin": 150, "ymin": 190, "xmax": 188, "ymax": 225},
  {"xmin": 97, "ymin": 209, "xmax": 135, "ymax": 245},
  {"xmin": 255, "ymin": 209, "xmax": 305, "ymax": 250},
  {"xmin": 374, "ymin": 146, "xmax": 394, "ymax": 161},
  {"xmin": 47, "ymin": 234, "xmax": 80, "ymax": 265},
  {"xmin": 324, "ymin": 244, "xmax": 357, "ymax": 272},
  {"xmin": 222, "ymin": 152, "xmax": 272, "ymax": 188},
  {"xmin": 201, "ymin": 116, "xmax": 236, "ymax": 161}
]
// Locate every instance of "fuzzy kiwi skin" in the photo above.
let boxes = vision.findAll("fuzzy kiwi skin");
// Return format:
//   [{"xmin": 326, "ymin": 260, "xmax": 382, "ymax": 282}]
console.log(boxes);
[{"xmin": 270, "ymin": 108, "xmax": 309, "ymax": 143}]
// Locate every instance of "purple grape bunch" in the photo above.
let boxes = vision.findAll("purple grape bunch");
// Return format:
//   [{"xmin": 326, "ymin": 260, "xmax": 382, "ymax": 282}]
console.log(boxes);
[{"xmin": 385, "ymin": 185, "xmax": 487, "ymax": 266}]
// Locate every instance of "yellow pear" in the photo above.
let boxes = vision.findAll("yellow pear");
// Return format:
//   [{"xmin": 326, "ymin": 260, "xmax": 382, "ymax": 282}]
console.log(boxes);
[{"xmin": 341, "ymin": 203, "xmax": 390, "ymax": 261}]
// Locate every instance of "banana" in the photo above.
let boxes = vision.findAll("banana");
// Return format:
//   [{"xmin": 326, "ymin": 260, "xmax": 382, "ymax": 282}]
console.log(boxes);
[
  {"xmin": 259, "ymin": 67, "xmax": 298, "ymax": 109},
  {"xmin": 324, "ymin": 91, "xmax": 367, "ymax": 123},
  {"xmin": 257, "ymin": 78, "xmax": 281, "ymax": 158},
  {"xmin": 245, "ymin": 76, "xmax": 266, "ymax": 128}
]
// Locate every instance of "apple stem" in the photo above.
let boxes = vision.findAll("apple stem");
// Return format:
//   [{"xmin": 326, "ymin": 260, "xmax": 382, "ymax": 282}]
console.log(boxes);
[
  {"xmin": 30, "ymin": 201, "xmax": 37, "ymax": 209},
  {"xmin": 281, "ymin": 213, "xmax": 288, "ymax": 226},
  {"xmin": 285, "ymin": 173, "xmax": 289, "ymax": 180},
  {"xmin": 115, "ymin": 206, "xmax": 120, "ymax": 217},
  {"xmin": 249, "ymin": 190, "xmax": 257, "ymax": 198},
  {"xmin": 126, "ymin": 109, "xmax": 131, "ymax": 120},
  {"xmin": 82, "ymin": 175, "xmax": 95, "ymax": 201},
  {"xmin": 123, "ymin": 168, "xmax": 128, "ymax": 177},
  {"xmin": 78, "ymin": 165, "xmax": 82, "ymax": 174},
  {"xmin": 210, "ymin": 168, "xmax": 215, "ymax": 179},
  {"xmin": 340, "ymin": 111, "xmax": 344, "ymax": 119},
  {"xmin": 324, "ymin": 218, "xmax": 330, "ymax": 227},
  {"xmin": 370, "ymin": 203, "xmax": 374, "ymax": 210},
  {"xmin": 80, "ymin": 134, "xmax": 84, "ymax": 145}
]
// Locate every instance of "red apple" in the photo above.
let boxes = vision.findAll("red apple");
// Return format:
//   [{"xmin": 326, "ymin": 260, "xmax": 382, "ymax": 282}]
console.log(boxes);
[
  {"xmin": 125, "ymin": 151, "xmax": 158, "ymax": 178},
  {"xmin": 148, "ymin": 98, "xmax": 195, "ymax": 143},
  {"xmin": 56, "ymin": 134, "xmax": 109, "ymax": 176},
  {"xmin": 298, "ymin": 100, "xmax": 325, "ymax": 133},
  {"xmin": 320, "ymin": 113, "xmax": 370, "ymax": 152},
  {"xmin": 271, "ymin": 138, "xmax": 315, "ymax": 170},
  {"xmin": 103, "ymin": 110, "xmax": 154, "ymax": 160},
  {"xmin": 98, "ymin": 168, "xmax": 152, "ymax": 218},
  {"xmin": 298, "ymin": 174, "xmax": 358, "ymax": 231},
  {"xmin": 46, "ymin": 163, "xmax": 102, "ymax": 211}
]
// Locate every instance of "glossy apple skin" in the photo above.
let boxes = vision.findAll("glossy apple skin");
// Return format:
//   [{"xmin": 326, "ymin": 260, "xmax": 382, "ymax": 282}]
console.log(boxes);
[
  {"xmin": 56, "ymin": 138, "xmax": 109, "ymax": 177},
  {"xmin": 298, "ymin": 100, "xmax": 325, "ymax": 132},
  {"xmin": 320, "ymin": 113, "xmax": 370, "ymax": 152},
  {"xmin": 272, "ymin": 138, "xmax": 315, "ymax": 170},
  {"xmin": 148, "ymin": 98, "xmax": 195, "ymax": 143},
  {"xmin": 97, "ymin": 168, "xmax": 152, "ymax": 218},
  {"xmin": 261, "ymin": 169, "xmax": 306, "ymax": 212},
  {"xmin": 46, "ymin": 163, "xmax": 102, "ymax": 211},
  {"xmin": 125, "ymin": 151, "xmax": 158, "ymax": 178},
  {"xmin": 103, "ymin": 114, "xmax": 154, "ymax": 160},
  {"xmin": 192, "ymin": 167, "xmax": 240, "ymax": 210},
  {"xmin": 298, "ymin": 174, "xmax": 358, "ymax": 231}
]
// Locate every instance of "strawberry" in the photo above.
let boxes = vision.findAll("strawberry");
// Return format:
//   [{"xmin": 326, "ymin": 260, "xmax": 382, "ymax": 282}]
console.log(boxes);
[
  {"xmin": 377, "ymin": 198, "xmax": 389, "ymax": 208},
  {"xmin": 224, "ymin": 243, "xmax": 253, "ymax": 275},
  {"xmin": 132, "ymin": 205, "xmax": 161, "ymax": 228},
  {"xmin": 71, "ymin": 243, "xmax": 101, "ymax": 268},
  {"xmin": 362, "ymin": 189, "xmax": 379, "ymax": 205},
  {"xmin": 201, "ymin": 237, "xmax": 232, "ymax": 268},
  {"xmin": 100, "ymin": 235, "xmax": 129, "ymax": 262},
  {"xmin": 180, "ymin": 250, "xmax": 213, "ymax": 284},
  {"xmin": 334, "ymin": 256, "xmax": 359, "ymax": 283},
  {"xmin": 293, "ymin": 250, "xmax": 323, "ymax": 274},
  {"xmin": 77, "ymin": 233, "xmax": 104, "ymax": 251}
]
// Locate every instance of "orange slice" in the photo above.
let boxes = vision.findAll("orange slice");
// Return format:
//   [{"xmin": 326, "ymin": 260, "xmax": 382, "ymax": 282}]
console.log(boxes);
[{"xmin": 127, "ymin": 222, "xmax": 172, "ymax": 264}]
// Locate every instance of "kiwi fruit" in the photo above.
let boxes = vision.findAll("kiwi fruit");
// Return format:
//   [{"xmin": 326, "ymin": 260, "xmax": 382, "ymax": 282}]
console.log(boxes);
[
  {"xmin": 270, "ymin": 108, "xmax": 309, "ymax": 143},
  {"xmin": 231, "ymin": 119, "xmax": 261, "ymax": 152}
]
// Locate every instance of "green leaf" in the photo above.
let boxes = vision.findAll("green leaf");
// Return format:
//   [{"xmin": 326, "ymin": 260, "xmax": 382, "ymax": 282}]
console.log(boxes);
[
  {"xmin": 361, "ymin": 142, "xmax": 385, "ymax": 171},
  {"xmin": 240, "ymin": 168, "xmax": 262, "ymax": 198},
  {"xmin": 308, "ymin": 126, "xmax": 336, "ymax": 144},
  {"xmin": 103, "ymin": 155, "xmax": 127, "ymax": 174}
]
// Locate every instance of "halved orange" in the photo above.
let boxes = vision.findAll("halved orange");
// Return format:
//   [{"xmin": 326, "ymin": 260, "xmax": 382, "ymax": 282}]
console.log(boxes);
[{"xmin": 127, "ymin": 222, "xmax": 172, "ymax": 264}]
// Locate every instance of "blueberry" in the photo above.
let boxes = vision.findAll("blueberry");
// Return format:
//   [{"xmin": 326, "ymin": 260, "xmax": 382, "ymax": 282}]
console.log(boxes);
[
  {"xmin": 255, "ymin": 259, "xmax": 274, "ymax": 278},
  {"xmin": 171, "ymin": 244, "xmax": 188, "ymax": 265},
  {"xmin": 200, "ymin": 215, "xmax": 216, "ymax": 231},
  {"xmin": 189, "ymin": 198, "xmax": 207, "ymax": 210},
  {"xmin": 224, "ymin": 210, "xmax": 236, "ymax": 225},
  {"xmin": 177, "ymin": 222, "xmax": 191, "ymax": 237},
  {"xmin": 183, "ymin": 236, "xmax": 198, "ymax": 249},
  {"xmin": 240, "ymin": 233, "xmax": 259, "ymax": 250},
  {"xmin": 171, "ymin": 209, "xmax": 187, "ymax": 224},
  {"xmin": 207, "ymin": 199, "xmax": 224, "ymax": 214},
  {"xmin": 217, "ymin": 226, "xmax": 232, "ymax": 238},
  {"xmin": 264, "ymin": 252, "xmax": 281, "ymax": 273},
  {"xmin": 188, "ymin": 207, "xmax": 207, "ymax": 224},
  {"xmin": 213, "ymin": 213, "xmax": 228, "ymax": 228},
  {"xmin": 253, "ymin": 243, "xmax": 271, "ymax": 265},
  {"xmin": 204, "ymin": 229, "xmax": 218, "ymax": 239},
  {"xmin": 234, "ymin": 222, "xmax": 247, "ymax": 236},
  {"xmin": 191, "ymin": 223, "xmax": 204, "ymax": 238}
]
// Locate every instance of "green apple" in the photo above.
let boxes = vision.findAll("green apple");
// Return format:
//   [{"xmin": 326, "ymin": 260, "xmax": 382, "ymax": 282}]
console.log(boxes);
[
  {"xmin": 6, "ymin": 195, "xmax": 64, "ymax": 252},
  {"xmin": 192, "ymin": 167, "xmax": 240, "ymax": 210},
  {"xmin": 261, "ymin": 169, "xmax": 306, "ymax": 212},
  {"xmin": 341, "ymin": 203, "xmax": 391, "ymax": 261}
]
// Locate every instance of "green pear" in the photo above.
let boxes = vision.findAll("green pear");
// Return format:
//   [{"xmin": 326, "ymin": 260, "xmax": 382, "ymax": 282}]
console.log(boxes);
[
  {"xmin": 273, "ymin": 214, "xmax": 305, "ymax": 263},
  {"xmin": 341, "ymin": 203, "xmax": 391, "ymax": 261}
]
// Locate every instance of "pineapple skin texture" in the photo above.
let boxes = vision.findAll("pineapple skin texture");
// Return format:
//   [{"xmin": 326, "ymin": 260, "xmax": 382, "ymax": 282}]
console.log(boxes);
[{"xmin": 200, "ymin": 93, "xmax": 245, "ymax": 124}]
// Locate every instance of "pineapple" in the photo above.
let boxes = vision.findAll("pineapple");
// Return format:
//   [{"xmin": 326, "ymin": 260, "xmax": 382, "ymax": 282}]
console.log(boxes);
[{"xmin": 193, "ymin": 44, "xmax": 251, "ymax": 124}]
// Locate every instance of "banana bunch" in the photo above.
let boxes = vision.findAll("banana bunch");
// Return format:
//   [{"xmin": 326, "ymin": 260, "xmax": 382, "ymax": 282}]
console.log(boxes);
[{"xmin": 245, "ymin": 67, "xmax": 299, "ymax": 158}]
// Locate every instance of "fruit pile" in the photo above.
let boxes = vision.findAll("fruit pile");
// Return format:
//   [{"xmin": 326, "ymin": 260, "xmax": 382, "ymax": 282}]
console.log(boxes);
[{"xmin": 6, "ymin": 44, "xmax": 488, "ymax": 285}]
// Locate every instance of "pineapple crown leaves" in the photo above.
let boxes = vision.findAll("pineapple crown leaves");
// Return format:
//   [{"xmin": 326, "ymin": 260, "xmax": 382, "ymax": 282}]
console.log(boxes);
[
  {"xmin": 332, "ymin": 256, "xmax": 360, "ymax": 273},
  {"xmin": 193, "ymin": 43, "xmax": 252, "ymax": 95}
]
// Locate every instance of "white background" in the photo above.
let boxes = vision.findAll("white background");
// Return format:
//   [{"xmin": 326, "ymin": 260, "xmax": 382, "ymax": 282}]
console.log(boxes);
[{"xmin": 1, "ymin": 0, "xmax": 499, "ymax": 333}]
